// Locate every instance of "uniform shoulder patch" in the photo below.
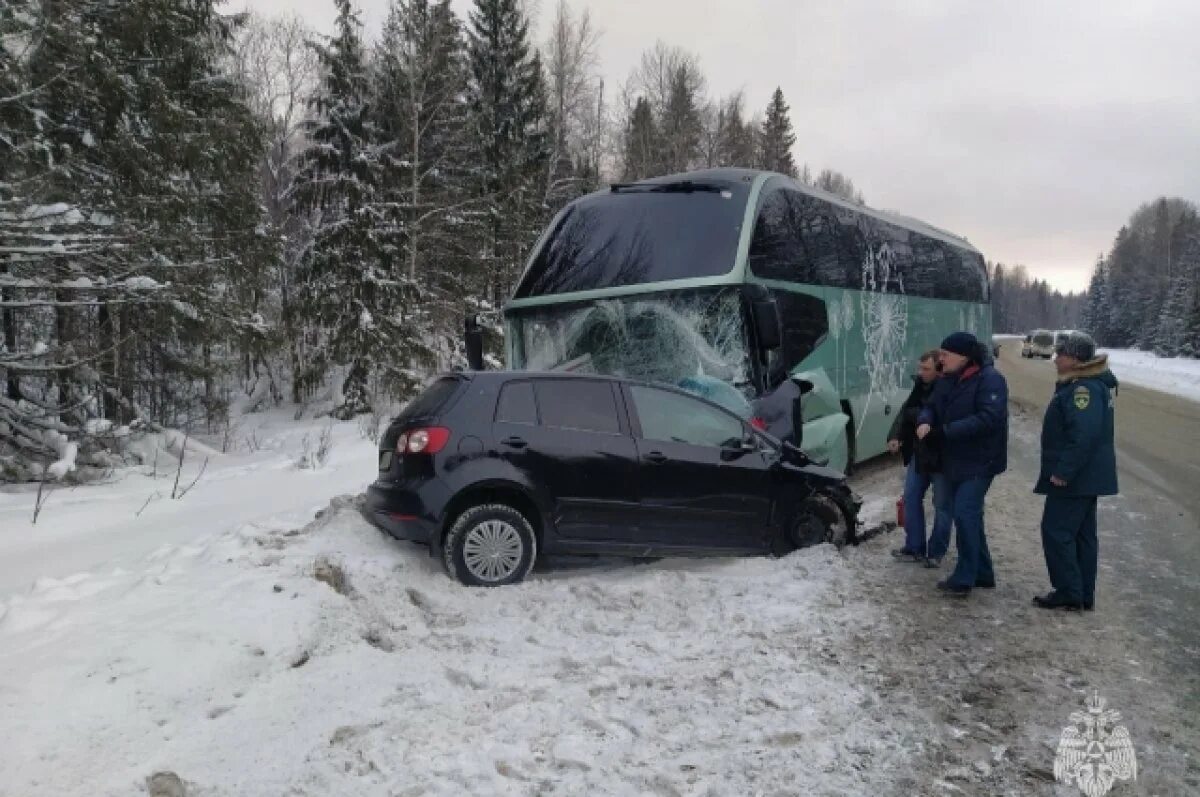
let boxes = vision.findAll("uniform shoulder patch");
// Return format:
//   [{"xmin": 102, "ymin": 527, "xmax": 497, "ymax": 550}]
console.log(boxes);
[{"xmin": 1073, "ymin": 385, "xmax": 1091, "ymax": 410}]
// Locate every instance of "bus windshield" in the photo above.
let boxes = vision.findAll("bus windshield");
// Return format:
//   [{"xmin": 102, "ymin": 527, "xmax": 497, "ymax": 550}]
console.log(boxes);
[
  {"xmin": 507, "ymin": 288, "xmax": 755, "ymax": 415},
  {"xmin": 511, "ymin": 183, "xmax": 748, "ymax": 298}
]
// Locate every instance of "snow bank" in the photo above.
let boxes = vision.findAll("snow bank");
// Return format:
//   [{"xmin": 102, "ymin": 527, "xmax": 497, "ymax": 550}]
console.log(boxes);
[
  {"xmin": 0, "ymin": 499, "xmax": 912, "ymax": 796},
  {"xmin": 1101, "ymin": 349, "xmax": 1200, "ymax": 403}
]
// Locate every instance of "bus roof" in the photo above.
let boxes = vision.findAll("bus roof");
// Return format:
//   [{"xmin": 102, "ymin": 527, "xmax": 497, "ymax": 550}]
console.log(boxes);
[{"xmin": 649, "ymin": 168, "xmax": 982, "ymax": 255}]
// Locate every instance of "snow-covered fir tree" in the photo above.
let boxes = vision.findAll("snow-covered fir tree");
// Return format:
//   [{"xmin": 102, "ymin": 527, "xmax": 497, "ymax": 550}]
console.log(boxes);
[
  {"xmin": 2, "ymin": 0, "xmax": 270, "ymax": 480},
  {"xmin": 372, "ymin": 0, "xmax": 488, "ymax": 372},
  {"xmin": 465, "ymin": 0, "xmax": 551, "ymax": 305},
  {"xmin": 292, "ymin": 0, "xmax": 430, "ymax": 418}
]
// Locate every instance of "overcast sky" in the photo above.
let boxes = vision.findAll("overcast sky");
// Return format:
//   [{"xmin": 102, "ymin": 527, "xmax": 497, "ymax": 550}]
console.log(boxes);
[{"xmin": 234, "ymin": 0, "xmax": 1200, "ymax": 292}]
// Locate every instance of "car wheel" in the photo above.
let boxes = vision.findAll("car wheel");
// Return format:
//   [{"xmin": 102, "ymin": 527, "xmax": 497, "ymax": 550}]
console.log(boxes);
[
  {"xmin": 443, "ymin": 503, "xmax": 537, "ymax": 587},
  {"xmin": 788, "ymin": 492, "xmax": 854, "ymax": 550}
]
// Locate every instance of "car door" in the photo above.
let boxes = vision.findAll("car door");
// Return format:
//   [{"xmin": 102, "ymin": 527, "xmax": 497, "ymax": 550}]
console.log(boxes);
[
  {"xmin": 494, "ymin": 378, "xmax": 640, "ymax": 543},
  {"xmin": 624, "ymin": 384, "xmax": 772, "ymax": 550}
]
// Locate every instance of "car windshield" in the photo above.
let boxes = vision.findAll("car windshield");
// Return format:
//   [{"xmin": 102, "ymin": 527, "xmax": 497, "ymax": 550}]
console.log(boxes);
[
  {"xmin": 507, "ymin": 288, "xmax": 754, "ymax": 416},
  {"xmin": 511, "ymin": 181, "xmax": 748, "ymax": 298}
]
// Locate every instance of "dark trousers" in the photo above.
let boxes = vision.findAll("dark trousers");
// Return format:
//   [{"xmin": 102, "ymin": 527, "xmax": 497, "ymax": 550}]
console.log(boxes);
[
  {"xmin": 945, "ymin": 476, "xmax": 995, "ymax": 588},
  {"xmin": 1040, "ymin": 495, "xmax": 1099, "ymax": 604}
]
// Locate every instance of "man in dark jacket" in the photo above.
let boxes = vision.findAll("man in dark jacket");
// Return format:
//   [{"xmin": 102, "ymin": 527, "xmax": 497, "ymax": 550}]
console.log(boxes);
[
  {"xmin": 888, "ymin": 351, "xmax": 952, "ymax": 564},
  {"xmin": 1032, "ymin": 332, "xmax": 1118, "ymax": 611},
  {"xmin": 917, "ymin": 332, "xmax": 1009, "ymax": 595}
]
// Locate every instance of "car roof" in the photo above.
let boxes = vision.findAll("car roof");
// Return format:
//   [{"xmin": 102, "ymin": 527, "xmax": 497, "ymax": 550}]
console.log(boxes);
[{"xmin": 445, "ymin": 370, "xmax": 750, "ymax": 417}]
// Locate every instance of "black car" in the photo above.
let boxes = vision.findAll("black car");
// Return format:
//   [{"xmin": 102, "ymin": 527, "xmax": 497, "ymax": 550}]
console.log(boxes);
[{"xmin": 365, "ymin": 371, "xmax": 860, "ymax": 586}]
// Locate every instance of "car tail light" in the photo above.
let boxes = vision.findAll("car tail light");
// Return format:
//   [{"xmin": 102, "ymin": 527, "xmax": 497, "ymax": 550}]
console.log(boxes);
[
  {"xmin": 750, "ymin": 417, "xmax": 767, "ymax": 431},
  {"xmin": 397, "ymin": 426, "xmax": 450, "ymax": 455}
]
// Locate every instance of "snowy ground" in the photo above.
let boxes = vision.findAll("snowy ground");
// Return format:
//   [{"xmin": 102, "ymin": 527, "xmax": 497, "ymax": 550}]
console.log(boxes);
[
  {"xmin": 1099, "ymin": 348, "xmax": 1200, "ymax": 403},
  {"xmin": 0, "ymin": 412, "xmax": 933, "ymax": 796},
  {"xmin": 3, "ymin": 405, "xmax": 1196, "ymax": 795}
]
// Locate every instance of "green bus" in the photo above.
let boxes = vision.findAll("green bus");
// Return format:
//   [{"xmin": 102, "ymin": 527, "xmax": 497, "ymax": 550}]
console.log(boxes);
[{"xmin": 496, "ymin": 168, "xmax": 991, "ymax": 473}]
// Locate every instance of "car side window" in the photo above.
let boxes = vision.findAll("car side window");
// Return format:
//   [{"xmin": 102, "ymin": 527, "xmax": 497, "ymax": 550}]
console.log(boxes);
[
  {"xmin": 534, "ymin": 380, "xmax": 621, "ymax": 434},
  {"xmin": 495, "ymin": 381, "xmax": 537, "ymax": 425},
  {"xmin": 630, "ymin": 386, "xmax": 745, "ymax": 448}
]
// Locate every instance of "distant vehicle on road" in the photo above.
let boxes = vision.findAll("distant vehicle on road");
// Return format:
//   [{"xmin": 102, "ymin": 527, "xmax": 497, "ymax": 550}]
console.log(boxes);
[
  {"xmin": 1023, "ymin": 329, "xmax": 1055, "ymax": 358},
  {"xmin": 365, "ymin": 371, "xmax": 860, "ymax": 586}
]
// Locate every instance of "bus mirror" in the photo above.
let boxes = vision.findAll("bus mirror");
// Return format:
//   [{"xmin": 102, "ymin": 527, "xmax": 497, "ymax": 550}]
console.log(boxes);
[
  {"xmin": 752, "ymin": 300, "xmax": 781, "ymax": 351},
  {"xmin": 743, "ymin": 284, "xmax": 781, "ymax": 351},
  {"xmin": 464, "ymin": 316, "xmax": 485, "ymax": 371}
]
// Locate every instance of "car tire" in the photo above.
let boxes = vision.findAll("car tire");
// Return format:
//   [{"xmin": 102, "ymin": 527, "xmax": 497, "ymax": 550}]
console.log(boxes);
[
  {"xmin": 443, "ymin": 503, "xmax": 537, "ymax": 587},
  {"xmin": 787, "ymin": 491, "xmax": 854, "ymax": 550}
]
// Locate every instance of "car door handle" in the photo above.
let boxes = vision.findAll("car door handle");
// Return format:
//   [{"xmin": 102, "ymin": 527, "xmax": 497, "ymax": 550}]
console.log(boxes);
[
  {"xmin": 644, "ymin": 451, "xmax": 668, "ymax": 464},
  {"xmin": 501, "ymin": 436, "xmax": 528, "ymax": 449}
]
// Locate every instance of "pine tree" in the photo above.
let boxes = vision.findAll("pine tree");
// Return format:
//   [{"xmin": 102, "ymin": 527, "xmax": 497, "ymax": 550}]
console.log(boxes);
[
  {"xmin": 1154, "ymin": 268, "xmax": 1193, "ymax": 357},
  {"xmin": 293, "ymin": 0, "xmax": 424, "ymax": 416},
  {"xmin": 373, "ymin": 0, "xmax": 476, "ymax": 371},
  {"xmin": 466, "ymin": 0, "xmax": 551, "ymax": 305},
  {"xmin": 1081, "ymin": 258, "xmax": 1110, "ymax": 344},
  {"xmin": 2, "ymin": 0, "xmax": 272, "ymax": 477},
  {"xmin": 621, "ymin": 97, "xmax": 658, "ymax": 180},
  {"xmin": 815, "ymin": 168, "xmax": 865, "ymax": 205},
  {"xmin": 715, "ymin": 93, "xmax": 757, "ymax": 167},
  {"xmin": 374, "ymin": 0, "xmax": 470, "ymax": 278},
  {"xmin": 1177, "ymin": 236, "xmax": 1200, "ymax": 357},
  {"xmin": 758, "ymin": 87, "xmax": 798, "ymax": 178},
  {"xmin": 659, "ymin": 65, "xmax": 701, "ymax": 173}
]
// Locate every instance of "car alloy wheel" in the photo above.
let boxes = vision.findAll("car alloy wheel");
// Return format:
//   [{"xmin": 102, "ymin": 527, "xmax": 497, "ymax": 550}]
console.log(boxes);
[
  {"xmin": 462, "ymin": 519, "xmax": 523, "ymax": 582},
  {"xmin": 443, "ymin": 503, "xmax": 537, "ymax": 587}
]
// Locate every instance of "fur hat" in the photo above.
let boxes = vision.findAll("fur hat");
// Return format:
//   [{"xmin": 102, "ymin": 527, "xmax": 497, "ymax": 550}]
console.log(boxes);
[{"xmin": 1056, "ymin": 331, "xmax": 1096, "ymax": 361}]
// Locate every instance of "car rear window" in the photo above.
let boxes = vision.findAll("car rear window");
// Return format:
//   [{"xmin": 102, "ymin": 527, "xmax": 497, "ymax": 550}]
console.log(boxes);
[
  {"xmin": 534, "ymin": 380, "xmax": 621, "ymax": 434},
  {"xmin": 398, "ymin": 376, "xmax": 463, "ymax": 421},
  {"xmin": 495, "ymin": 381, "xmax": 537, "ymax": 425}
]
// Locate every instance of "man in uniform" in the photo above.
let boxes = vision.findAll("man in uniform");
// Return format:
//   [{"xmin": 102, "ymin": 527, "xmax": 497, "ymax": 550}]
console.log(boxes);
[{"xmin": 1032, "ymin": 331, "xmax": 1119, "ymax": 611}]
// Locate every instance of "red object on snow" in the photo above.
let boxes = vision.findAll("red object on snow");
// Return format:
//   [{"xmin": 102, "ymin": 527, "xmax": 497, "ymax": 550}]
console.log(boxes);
[{"xmin": 896, "ymin": 497, "xmax": 905, "ymax": 527}]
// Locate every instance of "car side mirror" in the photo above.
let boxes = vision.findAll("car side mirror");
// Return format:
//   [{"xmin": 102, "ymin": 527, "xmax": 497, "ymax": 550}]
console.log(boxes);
[{"xmin": 464, "ymin": 316, "xmax": 484, "ymax": 371}]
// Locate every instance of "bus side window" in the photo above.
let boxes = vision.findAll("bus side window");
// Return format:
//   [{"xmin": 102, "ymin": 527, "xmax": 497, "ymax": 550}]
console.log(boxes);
[{"xmin": 749, "ymin": 190, "xmax": 810, "ymax": 281}]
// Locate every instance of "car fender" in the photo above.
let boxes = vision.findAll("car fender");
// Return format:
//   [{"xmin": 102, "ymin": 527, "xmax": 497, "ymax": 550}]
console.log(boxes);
[{"xmin": 437, "ymin": 459, "xmax": 557, "ymax": 538}]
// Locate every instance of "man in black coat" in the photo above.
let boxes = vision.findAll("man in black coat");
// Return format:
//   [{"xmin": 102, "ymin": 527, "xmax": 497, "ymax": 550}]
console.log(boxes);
[
  {"xmin": 888, "ymin": 350, "xmax": 952, "ymax": 565},
  {"xmin": 917, "ymin": 332, "xmax": 1009, "ymax": 596}
]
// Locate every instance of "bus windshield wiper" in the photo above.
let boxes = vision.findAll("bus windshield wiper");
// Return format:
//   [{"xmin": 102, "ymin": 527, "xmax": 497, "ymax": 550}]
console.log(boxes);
[{"xmin": 609, "ymin": 180, "xmax": 728, "ymax": 195}]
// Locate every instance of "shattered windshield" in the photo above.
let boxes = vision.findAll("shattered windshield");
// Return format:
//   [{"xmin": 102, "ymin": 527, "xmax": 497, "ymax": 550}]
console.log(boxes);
[{"xmin": 508, "ymin": 289, "xmax": 755, "ymax": 415}]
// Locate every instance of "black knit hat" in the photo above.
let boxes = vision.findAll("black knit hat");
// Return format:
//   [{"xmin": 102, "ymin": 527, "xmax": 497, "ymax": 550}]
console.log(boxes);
[{"xmin": 940, "ymin": 331, "xmax": 978, "ymax": 358}]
